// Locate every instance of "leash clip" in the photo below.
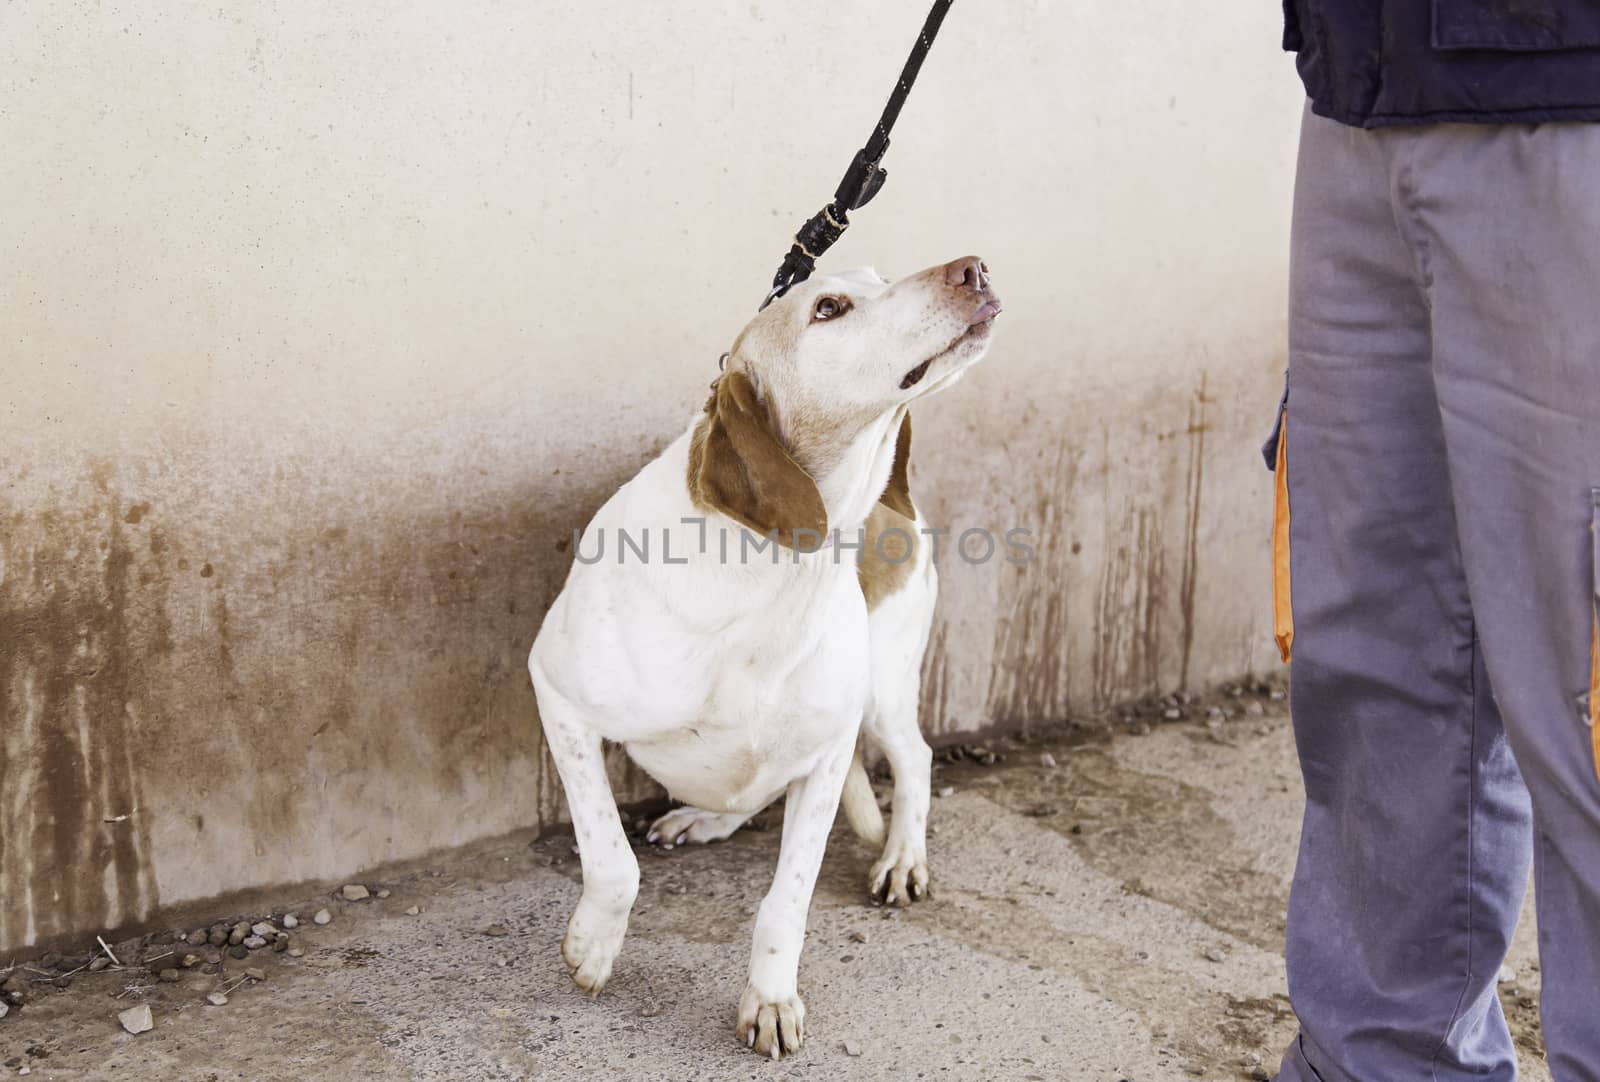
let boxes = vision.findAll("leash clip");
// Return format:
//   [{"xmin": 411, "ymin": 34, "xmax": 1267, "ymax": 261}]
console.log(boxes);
[
  {"xmin": 760, "ymin": 205, "xmax": 844, "ymax": 308},
  {"xmin": 834, "ymin": 147, "xmax": 889, "ymax": 212},
  {"xmin": 762, "ymin": 147, "xmax": 890, "ymax": 309}
]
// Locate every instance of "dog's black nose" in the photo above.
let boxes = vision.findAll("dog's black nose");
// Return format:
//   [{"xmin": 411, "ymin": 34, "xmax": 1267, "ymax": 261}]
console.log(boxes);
[{"xmin": 945, "ymin": 255, "xmax": 989, "ymax": 292}]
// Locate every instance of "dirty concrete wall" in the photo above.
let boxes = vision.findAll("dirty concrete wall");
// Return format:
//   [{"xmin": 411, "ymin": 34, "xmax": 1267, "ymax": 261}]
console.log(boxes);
[{"xmin": 0, "ymin": 1, "xmax": 1300, "ymax": 953}]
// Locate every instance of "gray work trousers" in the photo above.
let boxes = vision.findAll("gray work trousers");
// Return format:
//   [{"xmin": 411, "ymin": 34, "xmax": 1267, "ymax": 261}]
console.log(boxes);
[{"xmin": 1271, "ymin": 104, "xmax": 1600, "ymax": 1081}]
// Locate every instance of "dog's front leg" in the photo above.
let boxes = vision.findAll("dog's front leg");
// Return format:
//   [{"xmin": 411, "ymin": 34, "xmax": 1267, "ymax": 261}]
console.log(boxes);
[
  {"xmin": 738, "ymin": 730, "xmax": 856, "ymax": 1060},
  {"xmin": 530, "ymin": 666, "xmax": 639, "ymax": 997},
  {"xmin": 864, "ymin": 668, "xmax": 933, "ymax": 906}
]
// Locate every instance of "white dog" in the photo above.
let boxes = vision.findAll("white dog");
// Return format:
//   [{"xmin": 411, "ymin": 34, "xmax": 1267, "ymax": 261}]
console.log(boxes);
[{"xmin": 527, "ymin": 256, "xmax": 1000, "ymax": 1058}]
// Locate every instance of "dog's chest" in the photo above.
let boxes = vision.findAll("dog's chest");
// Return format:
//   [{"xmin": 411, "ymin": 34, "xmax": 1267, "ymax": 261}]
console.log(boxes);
[{"xmin": 623, "ymin": 597, "xmax": 870, "ymax": 813}]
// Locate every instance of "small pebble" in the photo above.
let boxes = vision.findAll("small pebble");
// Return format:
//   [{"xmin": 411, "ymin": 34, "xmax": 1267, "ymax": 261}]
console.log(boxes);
[
  {"xmin": 272, "ymin": 935, "xmax": 289, "ymax": 953},
  {"xmin": 243, "ymin": 936, "xmax": 267, "ymax": 950},
  {"xmin": 179, "ymin": 952, "xmax": 202, "ymax": 969},
  {"xmin": 937, "ymin": 786, "xmax": 956, "ymax": 799},
  {"xmin": 228, "ymin": 946, "xmax": 249, "ymax": 960},
  {"xmin": 287, "ymin": 948, "xmax": 305, "ymax": 959},
  {"xmin": 1203, "ymin": 947, "xmax": 1228, "ymax": 963},
  {"xmin": 204, "ymin": 950, "xmax": 222, "ymax": 965},
  {"xmin": 375, "ymin": 889, "xmax": 392, "ymax": 900},
  {"xmin": 228, "ymin": 924, "xmax": 248, "ymax": 946},
  {"xmin": 206, "ymin": 992, "xmax": 228, "ymax": 1007},
  {"xmin": 281, "ymin": 914, "xmax": 299, "ymax": 930},
  {"xmin": 158, "ymin": 968, "xmax": 182, "ymax": 983},
  {"xmin": 189, "ymin": 928, "xmax": 209, "ymax": 945},
  {"xmin": 340, "ymin": 884, "xmax": 370, "ymax": 902},
  {"xmin": 313, "ymin": 909, "xmax": 332, "ymax": 926},
  {"xmin": 405, "ymin": 906, "xmax": 421, "ymax": 916},
  {"xmin": 251, "ymin": 922, "xmax": 277, "ymax": 938},
  {"xmin": 0, "ymin": 1002, "xmax": 7, "ymax": 1020},
  {"xmin": 1163, "ymin": 708, "xmax": 1181, "ymax": 720},
  {"xmin": 119, "ymin": 1004, "xmax": 154, "ymax": 1034},
  {"xmin": 849, "ymin": 931, "xmax": 869, "ymax": 944},
  {"xmin": 89, "ymin": 956, "xmax": 110, "ymax": 973},
  {"xmin": 843, "ymin": 1040, "xmax": 862, "ymax": 1057},
  {"xmin": 244, "ymin": 967, "xmax": 266, "ymax": 982},
  {"xmin": 208, "ymin": 925, "xmax": 228, "ymax": 946},
  {"xmin": 1499, "ymin": 966, "xmax": 1517, "ymax": 984},
  {"xmin": 1246, "ymin": 702, "xmax": 1266, "ymax": 718},
  {"xmin": 1039, "ymin": 752, "xmax": 1057, "ymax": 768},
  {"xmin": 483, "ymin": 925, "xmax": 511, "ymax": 938}
]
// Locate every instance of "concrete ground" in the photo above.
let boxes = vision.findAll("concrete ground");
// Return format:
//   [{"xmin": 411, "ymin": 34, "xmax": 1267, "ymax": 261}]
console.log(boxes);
[{"xmin": 1, "ymin": 694, "xmax": 1549, "ymax": 1081}]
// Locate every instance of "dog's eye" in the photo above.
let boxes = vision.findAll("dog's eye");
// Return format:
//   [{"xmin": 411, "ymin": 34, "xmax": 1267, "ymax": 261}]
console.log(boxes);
[{"xmin": 812, "ymin": 296, "xmax": 849, "ymax": 322}]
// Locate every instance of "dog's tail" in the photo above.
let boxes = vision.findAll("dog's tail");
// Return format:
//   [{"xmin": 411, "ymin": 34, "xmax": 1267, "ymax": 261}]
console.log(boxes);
[{"xmin": 839, "ymin": 749, "xmax": 887, "ymax": 848}]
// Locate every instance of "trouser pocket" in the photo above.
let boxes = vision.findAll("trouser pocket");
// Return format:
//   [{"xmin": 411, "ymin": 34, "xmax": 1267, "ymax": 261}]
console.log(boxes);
[
  {"xmin": 1589, "ymin": 488, "xmax": 1599, "ymax": 781},
  {"xmin": 1434, "ymin": 0, "xmax": 1600, "ymax": 50},
  {"xmin": 1263, "ymin": 383, "xmax": 1294, "ymax": 664}
]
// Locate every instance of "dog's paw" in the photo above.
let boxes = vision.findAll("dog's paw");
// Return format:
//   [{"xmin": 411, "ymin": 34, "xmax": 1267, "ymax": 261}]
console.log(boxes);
[
  {"xmin": 868, "ymin": 840, "xmax": 930, "ymax": 907},
  {"xmin": 560, "ymin": 902, "xmax": 628, "ymax": 996},
  {"xmin": 737, "ymin": 983, "xmax": 806, "ymax": 1060},
  {"xmin": 646, "ymin": 806, "xmax": 748, "ymax": 849}
]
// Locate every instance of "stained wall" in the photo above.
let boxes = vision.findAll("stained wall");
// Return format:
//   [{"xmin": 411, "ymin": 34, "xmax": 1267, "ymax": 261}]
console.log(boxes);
[{"xmin": 0, "ymin": 0, "xmax": 1300, "ymax": 952}]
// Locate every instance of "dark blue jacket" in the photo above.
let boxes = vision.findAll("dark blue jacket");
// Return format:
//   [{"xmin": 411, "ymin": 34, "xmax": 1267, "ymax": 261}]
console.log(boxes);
[{"xmin": 1285, "ymin": 0, "xmax": 1600, "ymax": 127}]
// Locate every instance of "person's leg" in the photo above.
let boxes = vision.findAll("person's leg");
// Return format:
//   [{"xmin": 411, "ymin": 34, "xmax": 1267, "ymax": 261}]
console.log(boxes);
[
  {"xmin": 1402, "ymin": 121, "xmax": 1600, "ymax": 1081},
  {"xmin": 1274, "ymin": 106, "xmax": 1533, "ymax": 1082}
]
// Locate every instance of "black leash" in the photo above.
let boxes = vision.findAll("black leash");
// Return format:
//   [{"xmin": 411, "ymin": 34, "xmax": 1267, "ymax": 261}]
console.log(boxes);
[{"xmin": 761, "ymin": 0, "xmax": 956, "ymax": 310}]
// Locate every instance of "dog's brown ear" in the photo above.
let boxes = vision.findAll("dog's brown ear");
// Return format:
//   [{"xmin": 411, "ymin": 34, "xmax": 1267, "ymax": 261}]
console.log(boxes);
[
  {"xmin": 689, "ymin": 371, "xmax": 829, "ymax": 551},
  {"xmin": 878, "ymin": 412, "xmax": 915, "ymax": 519}
]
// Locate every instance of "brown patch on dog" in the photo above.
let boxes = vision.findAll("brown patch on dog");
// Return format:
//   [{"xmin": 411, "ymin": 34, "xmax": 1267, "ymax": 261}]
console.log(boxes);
[
  {"xmin": 855, "ymin": 413, "xmax": 919, "ymax": 611},
  {"xmin": 858, "ymin": 505, "xmax": 919, "ymax": 611},
  {"xmin": 687, "ymin": 372, "xmax": 828, "ymax": 552},
  {"xmin": 879, "ymin": 413, "xmax": 915, "ymax": 520}
]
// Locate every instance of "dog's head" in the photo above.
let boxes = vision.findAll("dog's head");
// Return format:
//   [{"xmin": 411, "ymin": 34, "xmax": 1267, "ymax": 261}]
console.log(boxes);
[{"xmin": 690, "ymin": 257, "xmax": 1001, "ymax": 550}]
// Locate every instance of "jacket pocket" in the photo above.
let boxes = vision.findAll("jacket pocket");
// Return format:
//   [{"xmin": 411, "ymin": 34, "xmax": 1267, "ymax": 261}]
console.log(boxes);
[
  {"xmin": 1434, "ymin": 0, "xmax": 1600, "ymax": 51},
  {"xmin": 1263, "ymin": 384, "xmax": 1294, "ymax": 664}
]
